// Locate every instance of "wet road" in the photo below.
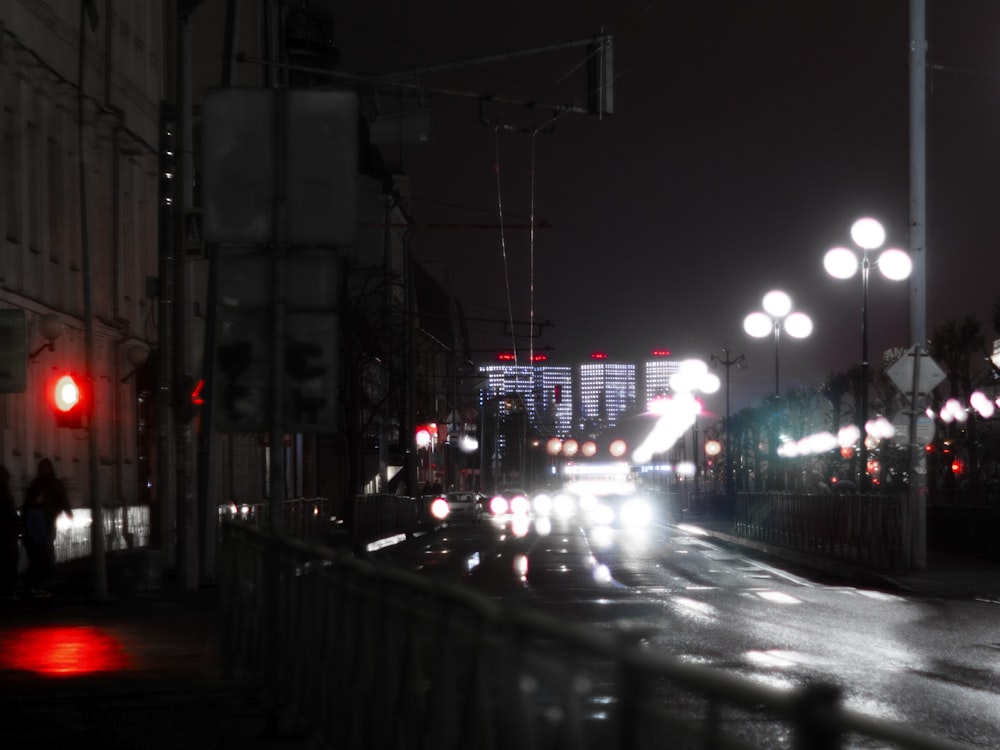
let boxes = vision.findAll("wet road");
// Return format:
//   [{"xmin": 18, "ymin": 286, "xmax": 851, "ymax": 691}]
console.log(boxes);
[{"xmin": 375, "ymin": 515, "xmax": 1000, "ymax": 748}]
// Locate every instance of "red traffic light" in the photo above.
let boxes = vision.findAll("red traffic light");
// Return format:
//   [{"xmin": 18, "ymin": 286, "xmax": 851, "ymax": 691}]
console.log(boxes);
[
  {"xmin": 53, "ymin": 375, "xmax": 80, "ymax": 412},
  {"xmin": 49, "ymin": 373, "xmax": 90, "ymax": 428},
  {"xmin": 191, "ymin": 378, "xmax": 205, "ymax": 406},
  {"xmin": 415, "ymin": 423, "xmax": 437, "ymax": 447},
  {"xmin": 176, "ymin": 375, "xmax": 205, "ymax": 422}
]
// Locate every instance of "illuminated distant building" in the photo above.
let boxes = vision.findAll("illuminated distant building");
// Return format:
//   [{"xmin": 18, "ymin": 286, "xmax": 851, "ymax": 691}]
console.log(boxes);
[
  {"xmin": 532, "ymin": 364, "xmax": 573, "ymax": 436},
  {"xmin": 479, "ymin": 354, "xmax": 573, "ymax": 436},
  {"xmin": 579, "ymin": 352, "xmax": 636, "ymax": 434},
  {"xmin": 644, "ymin": 349, "xmax": 680, "ymax": 408}
]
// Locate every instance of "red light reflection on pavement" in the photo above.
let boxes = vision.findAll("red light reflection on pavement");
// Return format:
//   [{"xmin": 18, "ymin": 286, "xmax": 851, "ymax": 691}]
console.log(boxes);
[{"xmin": 0, "ymin": 626, "xmax": 129, "ymax": 676}]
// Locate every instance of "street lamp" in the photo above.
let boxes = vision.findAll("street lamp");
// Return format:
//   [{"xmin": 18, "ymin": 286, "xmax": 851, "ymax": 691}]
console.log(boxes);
[
  {"xmin": 711, "ymin": 346, "xmax": 745, "ymax": 496},
  {"xmin": 823, "ymin": 216, "xmax": 912, "ymax": 491},
  {"xmin": 743, "ymin": 290, "xmax": 812, "ymax": 396}
]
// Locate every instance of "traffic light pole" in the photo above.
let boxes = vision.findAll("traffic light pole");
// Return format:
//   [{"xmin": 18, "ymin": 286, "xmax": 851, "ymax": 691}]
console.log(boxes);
[
  {"xmin": 262, "ymin": 79, "xmax": 288, "ymax": 735},
  {"xmin": 174, "ymin": 9, "xmax": 198, "ymax": 592}
]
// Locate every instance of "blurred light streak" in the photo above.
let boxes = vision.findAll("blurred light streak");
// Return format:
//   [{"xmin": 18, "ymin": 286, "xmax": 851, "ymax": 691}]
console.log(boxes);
[{"xmin": 593, "ymin": 564, "xmax": 612, "ymax": 583}]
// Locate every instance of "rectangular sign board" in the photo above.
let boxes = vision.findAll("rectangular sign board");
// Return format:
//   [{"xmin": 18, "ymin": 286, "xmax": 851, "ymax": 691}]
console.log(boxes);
[
  {"xmin": 212, "ymin": 246, "xmax": 340, "ymax": 433},
  {"xmin": 201, "ymin": 88, "xmax": 359, "ymax": 246}
]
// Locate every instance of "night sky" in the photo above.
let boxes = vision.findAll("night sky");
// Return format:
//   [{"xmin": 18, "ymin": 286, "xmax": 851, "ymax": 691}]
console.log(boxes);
[{"xmin": 237, "ymin": 2, "xmax": 1000, "ymax": 411}]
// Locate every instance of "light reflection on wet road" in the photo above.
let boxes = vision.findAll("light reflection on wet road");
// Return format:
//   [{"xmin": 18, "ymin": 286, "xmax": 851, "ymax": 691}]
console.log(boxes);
[{"xmin": 375, "ymin": 515, "xmax": 1000, "ymax": 747}]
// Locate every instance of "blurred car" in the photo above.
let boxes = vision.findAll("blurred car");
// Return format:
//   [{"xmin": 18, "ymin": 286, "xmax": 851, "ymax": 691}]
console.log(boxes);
[
  {"xmin": 488, "ymin": 488, "xmax": 530, "ymax": 516},
  {"xmin": 432, "ymin": 491, "xmax": 483, "ymax": 523}
]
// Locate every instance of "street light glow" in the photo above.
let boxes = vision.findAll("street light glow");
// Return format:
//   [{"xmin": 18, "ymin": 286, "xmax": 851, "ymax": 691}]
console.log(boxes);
[
  {"xmin": 823, "ymin": 246, "xmax": 859, "ymax": 279},
  {"xmin": 850, "ymin": 217, "xmax": 887, "ymax": 250},
  {"xmin": 743, "ymin": 311, "xmax": 773, "ymax": 338},
  {"xmin": 784, "ymin": 312, "xmax": 813, "ymax": 339},
  {"xmin": 878, "ymin": 248, "xmax": 913, "ymax": 280},
  {"xmin": 762, "ymin": 289, "xmax": 792, "ymax": 317}
]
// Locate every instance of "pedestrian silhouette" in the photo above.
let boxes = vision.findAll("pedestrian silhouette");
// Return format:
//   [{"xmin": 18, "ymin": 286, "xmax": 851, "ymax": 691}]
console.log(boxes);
[
  {"xmin": 0, "ymin": 466, "xmax": 18, "ymax": 600},
  {"xmin": 21, "ymin": 458, "xmax": 72, "ymax": 597}
]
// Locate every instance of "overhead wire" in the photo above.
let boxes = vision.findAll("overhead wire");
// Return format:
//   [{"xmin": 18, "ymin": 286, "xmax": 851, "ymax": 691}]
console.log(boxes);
[
  {"xmin": 528, "ymin": 130, "xmax": 536, "ymax": 373},
  {"xmin": 493, "ymin": 126, "xmax": 519, "ymax": 368}
]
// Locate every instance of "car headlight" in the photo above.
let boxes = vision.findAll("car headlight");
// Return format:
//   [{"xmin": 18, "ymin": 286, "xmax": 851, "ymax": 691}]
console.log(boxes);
[
  {"xmin": 589, "ymin": 502, "xmax": 615, "ymax": 527},
  {"xmin": 430, "ymin": 497, "xmax": 450, "ymax": 520},
  {"xmin": 620, "ymin": 497, "xmax": 652, "ymax": 528},
  {"xmin": 509, "ymin": 494, "xmax": 531, "ymax": 516},
  {"xmin": 552, "ymin": 492, "xmax": 576, "ymax": 518},
  {"xmin": 532, "ymin": 493, "xmax": 553, "ymax": 516},
  {"xmin": 490, "ymin": 495, "xmax": 509, "ymax": 516}
]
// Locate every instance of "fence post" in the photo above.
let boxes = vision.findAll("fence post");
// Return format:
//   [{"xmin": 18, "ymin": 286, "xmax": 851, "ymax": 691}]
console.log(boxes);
[{"xmin": 793, "ymin": 682, "xmax": 842, "ymax": 750}]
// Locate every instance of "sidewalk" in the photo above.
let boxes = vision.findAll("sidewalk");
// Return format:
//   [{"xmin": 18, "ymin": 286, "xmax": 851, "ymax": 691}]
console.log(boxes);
[{"xmin": 0, "ymin": 551, "xmax": 303, "ymax": 749}]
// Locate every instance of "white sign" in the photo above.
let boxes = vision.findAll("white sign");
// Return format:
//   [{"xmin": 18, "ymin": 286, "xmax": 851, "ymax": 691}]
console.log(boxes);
[{"xmin": 887, "ymin": 344, "xmax": 946, "ymax": 395}]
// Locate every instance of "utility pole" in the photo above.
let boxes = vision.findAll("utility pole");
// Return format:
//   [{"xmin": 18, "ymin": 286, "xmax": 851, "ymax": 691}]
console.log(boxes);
[
  {"xmin": 78, "ymin": 1, "xmax": 107, "ymax": 602},
  {"xmin": 908, "ymin": 0, "xmax": 928, "ymax": 570},
  {"xmin": 174, "ymin": 1, "xmax": 199, "ymax": 592},
  {"xmin": 711, "ymin": 347, "xmax": 746, "ymax": 497}
]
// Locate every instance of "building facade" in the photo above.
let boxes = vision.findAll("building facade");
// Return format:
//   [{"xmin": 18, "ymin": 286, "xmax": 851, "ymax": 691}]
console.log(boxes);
[
  {"xmin": 1, "ymin": 3, "xmax": 162, "ymax": 510},
  {"xmin": 643, "ymin": 354, "xmax": 681, "ymax": 408},
  {"xmin": 578, "ymin": 357, "xmax": 637, "ymax": 434},
  {"xmin": 478, "ymin": 361, "xmax": 573, "ymax": 438}
]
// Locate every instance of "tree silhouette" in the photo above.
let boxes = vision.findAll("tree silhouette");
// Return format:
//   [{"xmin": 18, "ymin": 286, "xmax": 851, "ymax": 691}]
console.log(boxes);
[
  {"xmin": 930, "ymin": 315, "xmax": 987, "ymax": 399},
  {"xmin": 929, "ymin": 316, "xmax": 988, "ymax": 501},
  {"xmin": 820, "ymin": 370, "xmax": 851, "ymax": 435}
]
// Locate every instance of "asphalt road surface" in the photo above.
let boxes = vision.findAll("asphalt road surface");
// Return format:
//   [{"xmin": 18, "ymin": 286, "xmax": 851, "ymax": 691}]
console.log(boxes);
[{"xmin": 374, "ymin": 513, "xmax": 1000, "ymax": 748}]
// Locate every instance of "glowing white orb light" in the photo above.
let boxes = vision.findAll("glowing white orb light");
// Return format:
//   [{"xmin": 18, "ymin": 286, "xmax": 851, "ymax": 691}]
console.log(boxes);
[{"xmin": 850, "ymin": 217, "xmax": 887, "ymax": 250}]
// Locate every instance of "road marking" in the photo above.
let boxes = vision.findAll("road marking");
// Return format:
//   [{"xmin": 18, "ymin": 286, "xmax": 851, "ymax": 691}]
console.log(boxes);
[
  {"xmin": 857, "ymin": 589, "xmax": 904, "ymax": 602},
  {"xmin": 755, "ymin": 590, "xmax": 802, "ymax": 604},
  {"xmin": 740, "ymin": 558, "xmax": 816, "ymax": 588}
]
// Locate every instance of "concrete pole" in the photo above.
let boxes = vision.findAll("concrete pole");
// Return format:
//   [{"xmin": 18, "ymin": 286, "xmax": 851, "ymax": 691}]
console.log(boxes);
[
  {"xmin": 78, "ymin": 2, "xmax": 107, "ymax": 602},
  {"xmin": 174, "ymin": 4, "xmax": 199, "ymax": 592},
  {"xmin": 908, "ymin": 0, "xmax": 928, "ymax": 569}
]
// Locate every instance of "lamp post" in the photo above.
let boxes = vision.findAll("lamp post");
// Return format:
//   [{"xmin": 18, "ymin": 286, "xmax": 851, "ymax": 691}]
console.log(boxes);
[
  {"xmin": 824, "ymin": 217, "xmax": 912, "ymax": 491},
  {"xmin": 711, "ymin": 346, "xmax": 745, "ymax": 496},
  {"xmin": 743, "ymin": 290, "xmax": 812, "ymax": 396}
]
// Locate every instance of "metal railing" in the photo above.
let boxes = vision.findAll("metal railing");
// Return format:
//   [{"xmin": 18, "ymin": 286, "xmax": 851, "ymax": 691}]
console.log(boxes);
[
  {"xmin": 732, "ymin": 492, "xmax": 907, "ymax": 570},
  {"xmin": 218, "ymin": 497, "xmax": 342, "ymax": 543},
  {"xmin": 219, "ymin": 521, "xmax": 975, "ymax": 750},
  {"xmin": 51, "ymin": 494, "xmax": 425, "ymax": 567},
  {"xmin": 218, "ymin": 494, "xmax": 433, "ymax": 547}
]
